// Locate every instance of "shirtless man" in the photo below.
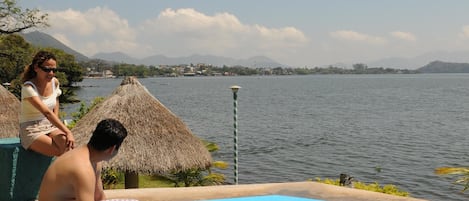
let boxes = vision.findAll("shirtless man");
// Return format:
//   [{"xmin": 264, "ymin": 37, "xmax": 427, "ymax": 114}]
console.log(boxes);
[{"xmin": 38, "ymin": 119, "xmax": 128, "ymax": 201}]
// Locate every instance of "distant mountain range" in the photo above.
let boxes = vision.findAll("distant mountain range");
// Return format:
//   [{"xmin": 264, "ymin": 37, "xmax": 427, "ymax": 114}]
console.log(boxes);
[
  {"xmin": 368, "ymin": 51, "xmax": 469, "ymax": 70},
  {"xmin": 417, "ymin": 61, "xmax": 469, "ymax": 73},
  {"xmin": 21, "ymin": 31, "xmax": 285, "ymax": 68},
  {"xmin": 94, "ymin": 52, "xmax": 284, "ymax": 68},
  {"xmin": 20, "ymin": 31, "xmax": 469, "ymax": 71},
  {"xmin": 20, "ymin": 31, "xmax": 89, "ymax": 61}
]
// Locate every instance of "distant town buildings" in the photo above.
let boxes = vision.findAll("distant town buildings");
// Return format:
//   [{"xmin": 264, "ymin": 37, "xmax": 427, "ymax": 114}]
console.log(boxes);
[
  {"xmin": 85, "ymin": 69, "xmax": 116, "ymax": 78},
  {"xmin": 82, "ymin": 62, "xmax": 417, "ymax": 79}
]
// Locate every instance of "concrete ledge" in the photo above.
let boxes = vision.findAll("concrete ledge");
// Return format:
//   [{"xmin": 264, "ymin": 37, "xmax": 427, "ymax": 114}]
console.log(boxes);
[
  {"xmin": 104, "ymin": 181, "xmax": 428, "ymax": 201},
  {"xmin": 0, "ymin": 138, "xmax": 53, "ymax": 201}
]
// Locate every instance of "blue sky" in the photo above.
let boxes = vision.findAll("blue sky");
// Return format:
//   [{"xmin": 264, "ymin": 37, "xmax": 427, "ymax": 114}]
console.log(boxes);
[{"xmin": 18, "ymin": 0, "xmax": 469, "ymax": 67}]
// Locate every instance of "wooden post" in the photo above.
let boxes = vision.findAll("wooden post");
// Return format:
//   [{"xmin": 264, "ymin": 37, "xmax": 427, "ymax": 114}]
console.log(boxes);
[{"xmin": 125, "ymin": 170, "xmax": 139, "ymax": 189}]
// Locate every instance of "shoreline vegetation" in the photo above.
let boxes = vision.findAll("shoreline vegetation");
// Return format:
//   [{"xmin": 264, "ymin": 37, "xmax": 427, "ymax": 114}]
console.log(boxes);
[
  {"xmin": 78, "ymin": 58, "xmax": 469, "ymax": 79},
  {"xmin": 80, "ymin": 62, "xmax": 418, "ymax": 79}
]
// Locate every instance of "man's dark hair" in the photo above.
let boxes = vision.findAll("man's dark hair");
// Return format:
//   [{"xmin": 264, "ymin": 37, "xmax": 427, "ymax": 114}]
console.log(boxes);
[{"xmin": 88, "ymin": 119, "xmax": 128, "ymax": 151}]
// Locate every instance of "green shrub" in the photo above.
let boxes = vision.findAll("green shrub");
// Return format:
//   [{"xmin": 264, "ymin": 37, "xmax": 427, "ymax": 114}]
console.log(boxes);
[
  {"xmin": 158, "ymin": 140, "xmax": 228, "ymax": 187},
  {"xmin": 435, "ymin": 167, "xmax": 469, "ymax": 192},
  {"xmin": 101, "ymin": 168, "xmax": 123, "ymax": 189},
  {"xmin": 67, "ymin": 97, "xmax": 104, "ymax": 129}
]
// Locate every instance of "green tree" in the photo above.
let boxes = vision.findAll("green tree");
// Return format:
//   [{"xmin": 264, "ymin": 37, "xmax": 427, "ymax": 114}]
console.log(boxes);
[
  {"xmin": 0, "ymin": 0, "xmax": 49, "ymax": 90},
  {"xmin": 0, "ymin": 33, "xmax": 33, "ymax": 83},
  {"xmin": 0, "ymin": 0, "xmax": 49, "ymax": 34}
]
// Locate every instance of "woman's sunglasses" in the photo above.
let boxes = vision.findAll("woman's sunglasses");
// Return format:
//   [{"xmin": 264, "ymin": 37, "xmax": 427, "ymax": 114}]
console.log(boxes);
[{"xmin": 38, "ymin": 66, "xmax": 58, "ymax": 73}]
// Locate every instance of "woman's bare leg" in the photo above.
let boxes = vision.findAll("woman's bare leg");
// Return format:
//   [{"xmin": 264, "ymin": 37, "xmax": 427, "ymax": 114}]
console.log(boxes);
[
  {"xmin": 29, "ymin": 129, "xmax": 68, "ymax": 157},
  {"xmin": 49, "ymin": 129, "xmax": 68, "ymax": 153},
  {"xmin": 28, "ymin": 135, "xmax": 62, "ymax": 157}
]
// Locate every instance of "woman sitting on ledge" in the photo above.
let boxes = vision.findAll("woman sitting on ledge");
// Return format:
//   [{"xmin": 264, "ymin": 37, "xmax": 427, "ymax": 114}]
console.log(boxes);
[{"xmin": 19, "ymin": 50, "xmax": 75, "ymax": 156}]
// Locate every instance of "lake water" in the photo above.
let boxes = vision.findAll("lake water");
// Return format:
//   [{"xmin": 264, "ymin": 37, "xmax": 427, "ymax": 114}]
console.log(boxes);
[{"xmin": 64, "ymin": 74, "xmax": 469, "ymax": 201}]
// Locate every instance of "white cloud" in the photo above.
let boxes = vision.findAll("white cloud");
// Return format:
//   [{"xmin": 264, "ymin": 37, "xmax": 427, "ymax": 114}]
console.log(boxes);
[
  {"xmin": 330, "ymin": 30, "xmax": 387, "ymax": 45},
  {"xmin": 138, "ymin": 8, "xmax": 309, "ymax": 58},
  {"xmin": 41, "ymin": 7, "xmax": 309, "ymax": 60},
  {"xmin": 47, "ymin": 9, "xmax": 94, "ymax": 35},
  {"xmin": 390, "ymin": 31, "xmax": 416, "ymax": 41},
  {"xmin": 44, "ymin": 7, "xmax": 138, "ymax": 56}
]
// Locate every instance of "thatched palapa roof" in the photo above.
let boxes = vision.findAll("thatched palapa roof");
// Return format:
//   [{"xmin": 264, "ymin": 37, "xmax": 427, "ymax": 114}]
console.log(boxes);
[
  {"xmin": 72, "ymin": 76, "xmax": 212, "ymax": 173},
  {"xmin": 0, "ymin": 85, "xmax": 19, "ymax": 138}
]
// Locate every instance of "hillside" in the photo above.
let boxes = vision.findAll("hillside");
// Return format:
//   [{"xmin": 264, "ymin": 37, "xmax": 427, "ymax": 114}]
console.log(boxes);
[
  {"xmin": 369, "ymin": 50, "xmax": 469, "ymax": 70},
  {"xmin": 94, "ymin": 52, "xmax": 285, "ymax": 68},
  {"xmin": 20, "ymin": 31, "xmax": 89, "ymax": 62},
  {"xmin": 417, "ymin": 61, "xmax": 469, "ymax": 73},
  {"xmin": 20, "ymin": 31, "xmax": 285, "ymax": 67}
]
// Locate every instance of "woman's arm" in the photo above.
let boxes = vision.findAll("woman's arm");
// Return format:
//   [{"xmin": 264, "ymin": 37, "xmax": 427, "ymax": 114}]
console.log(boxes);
[
  {"xmin": 53, "ymin": 98, "xmax": 60, "ymax": 117},
  {"xmin": 53, "ymin": 78, "xmax": 60, "ymax": 117},
  {"xmin": 26, "ymin": 96, "xmax": 72, "ymax": 135}
]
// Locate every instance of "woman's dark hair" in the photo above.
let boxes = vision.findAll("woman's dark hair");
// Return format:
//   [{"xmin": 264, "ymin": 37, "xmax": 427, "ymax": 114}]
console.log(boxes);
[
  {"xmin": 21, "ymin": 50, "xmax": 57, "ymax": 82},
  {"xmin": 88, "ymin": 119, "xmax": 128, "ymax": 151}
]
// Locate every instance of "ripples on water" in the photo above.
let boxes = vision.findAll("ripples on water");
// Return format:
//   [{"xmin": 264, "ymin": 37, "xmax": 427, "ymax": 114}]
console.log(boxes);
[{"xmin": 65, "ymin": 74, "xmax": 469, "ymax": 201}]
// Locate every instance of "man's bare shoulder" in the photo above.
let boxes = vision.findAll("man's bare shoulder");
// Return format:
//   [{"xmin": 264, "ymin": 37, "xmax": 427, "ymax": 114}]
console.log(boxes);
[
  {"xmin": 53, "ymin": 147, "xmax": 89, "ymax": 167},
  {"xmin": 60, "ymin": 147, "xmax": 95, "ymax": 176},
  {"xmin": 38, "ymin": 146, "xmax": 95, "ymax": 201}
]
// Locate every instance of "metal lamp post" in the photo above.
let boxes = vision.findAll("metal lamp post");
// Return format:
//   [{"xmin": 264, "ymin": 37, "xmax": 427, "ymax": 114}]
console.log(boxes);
[{"xmin": 230, "ymin": 85, "xmax": 241, "ymax": 185}]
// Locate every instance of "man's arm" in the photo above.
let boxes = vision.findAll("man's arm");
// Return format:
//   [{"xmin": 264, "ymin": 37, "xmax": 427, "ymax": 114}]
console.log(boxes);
[{"xmin": 94, "ymin": 162, "xmax": 106, "ymax": 201}]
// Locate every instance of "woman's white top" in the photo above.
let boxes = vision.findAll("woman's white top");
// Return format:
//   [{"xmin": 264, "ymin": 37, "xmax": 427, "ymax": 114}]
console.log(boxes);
[{"xmin": 20, "ymin": 78, "xmax": 62, "ymax": 123}]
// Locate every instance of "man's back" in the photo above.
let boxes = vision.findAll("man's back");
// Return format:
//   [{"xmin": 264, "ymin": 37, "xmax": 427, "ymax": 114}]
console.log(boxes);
[
  {"xmin": 38, "ymin": 118, "xmax": 128, "ymax": 201},
  {"xmin": 38, "ymin": 146, "xmax": 96, "ymax": 201}
]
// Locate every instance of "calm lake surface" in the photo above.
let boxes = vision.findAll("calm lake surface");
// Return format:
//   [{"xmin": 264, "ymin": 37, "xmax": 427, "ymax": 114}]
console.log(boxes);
[{"xmin": 64, "ymin": 74, "xmax": 469, "ymax": 201}]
